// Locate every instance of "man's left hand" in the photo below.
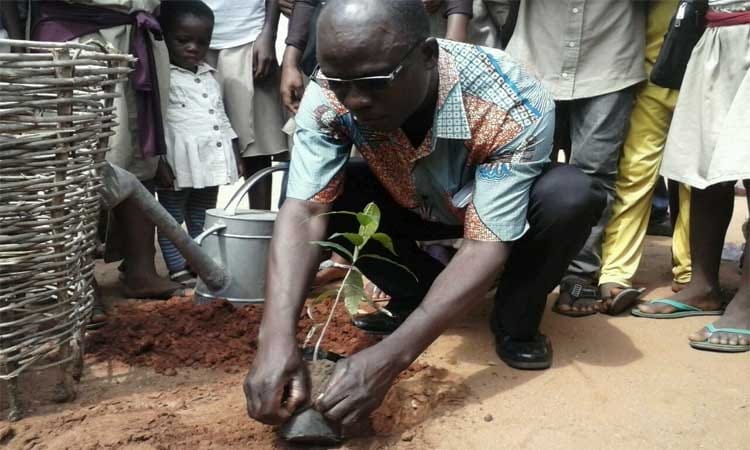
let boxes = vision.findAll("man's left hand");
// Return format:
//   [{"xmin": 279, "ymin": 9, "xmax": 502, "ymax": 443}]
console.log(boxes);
[
  {"xmin": 253, "ymin": 31, "xmax": 278, "ymax": 80},
  {"xmin": 315, "ymin": 348, "xmax": 403, "ymax": 427}
]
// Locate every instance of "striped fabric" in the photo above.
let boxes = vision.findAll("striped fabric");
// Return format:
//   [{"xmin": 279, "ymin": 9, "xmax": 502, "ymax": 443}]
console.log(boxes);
[{"xmin": 156, "ymin": 187, "xmax": 218, "ymax": 273}]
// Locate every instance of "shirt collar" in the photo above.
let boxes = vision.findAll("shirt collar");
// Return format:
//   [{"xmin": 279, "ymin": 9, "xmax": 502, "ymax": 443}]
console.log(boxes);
[
  {"xmin": 433, "ymin": 40, "xmax": 471, "ymax": 140},
  {"xmin": 170, "ymin": 62, "xmax": 215, "ymax": 75}
]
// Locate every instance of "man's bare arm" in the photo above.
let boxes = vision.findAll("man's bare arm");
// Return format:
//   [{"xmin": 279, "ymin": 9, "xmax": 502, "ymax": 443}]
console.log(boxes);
[
  {"xmin": 244, "ymin": 198, "xmax": 331, "ymax": 425},
  {"xmin": 317, "ymin": 238, "xmax": 510, "ymax": 425}
]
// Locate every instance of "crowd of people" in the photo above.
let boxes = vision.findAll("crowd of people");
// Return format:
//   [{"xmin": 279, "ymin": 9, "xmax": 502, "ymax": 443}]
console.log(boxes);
[{"xmin": 2, "ymin": 0, "xmax": 748, "ymax": 429}]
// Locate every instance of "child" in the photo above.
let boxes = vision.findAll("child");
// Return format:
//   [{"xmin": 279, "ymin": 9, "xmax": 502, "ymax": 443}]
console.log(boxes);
[{"xmin": 156, "ymin": 0, "xmax": 241, "ymax": 284}]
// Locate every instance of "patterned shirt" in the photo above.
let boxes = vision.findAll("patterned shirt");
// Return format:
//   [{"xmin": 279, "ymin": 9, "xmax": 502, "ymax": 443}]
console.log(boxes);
[{"xmin": 287, "ymin": 39, "xmax": 555, "ymax": 242}]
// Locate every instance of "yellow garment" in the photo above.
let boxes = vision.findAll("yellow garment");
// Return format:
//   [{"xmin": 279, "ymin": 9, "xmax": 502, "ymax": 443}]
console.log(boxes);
[{"xmin": 599, "ymin": 0, "xmax": 692, "ymax": 287}]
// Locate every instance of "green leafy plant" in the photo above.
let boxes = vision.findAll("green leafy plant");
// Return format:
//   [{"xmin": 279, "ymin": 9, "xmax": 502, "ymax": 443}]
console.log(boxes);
[{"xmin": 305, "ymin": 202, "xmax": 416, "ymax": 361}]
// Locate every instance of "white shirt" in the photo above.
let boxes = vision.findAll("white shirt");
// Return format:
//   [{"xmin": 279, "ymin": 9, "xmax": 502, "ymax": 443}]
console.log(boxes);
[
  {"xmin": 165, "ymin": 63, "xmax": 238, "ymax": 189},
  {"xmin": 205, "ymin": 0, "xmax": 266, "ymax": 49}
]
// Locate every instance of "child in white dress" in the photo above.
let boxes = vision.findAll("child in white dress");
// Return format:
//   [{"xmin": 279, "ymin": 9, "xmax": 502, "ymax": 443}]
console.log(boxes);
[{"xmin": 156, "ymin": 0, "xmax": 241, "ymax": 283}]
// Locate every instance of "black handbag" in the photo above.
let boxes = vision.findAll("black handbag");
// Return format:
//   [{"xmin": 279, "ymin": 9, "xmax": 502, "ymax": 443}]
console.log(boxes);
[{"xmin": 650, "ymin": 0, "xmax": 708, "ymax": 89}]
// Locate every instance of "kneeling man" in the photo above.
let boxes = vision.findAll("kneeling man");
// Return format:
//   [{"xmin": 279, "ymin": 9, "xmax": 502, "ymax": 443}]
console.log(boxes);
[{"xmin": 245, "ymin": 0, "xmax": 604, "ymax": 427}]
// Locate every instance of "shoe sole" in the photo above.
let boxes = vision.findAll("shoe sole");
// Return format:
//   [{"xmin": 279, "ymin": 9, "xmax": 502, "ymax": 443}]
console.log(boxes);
[{"xmin": 499, "ymin": 355, "xmax": 551, "ymax": 370}]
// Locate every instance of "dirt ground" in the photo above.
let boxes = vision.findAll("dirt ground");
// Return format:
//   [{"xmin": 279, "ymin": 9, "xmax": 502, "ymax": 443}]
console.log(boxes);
[{"xmin": 1, "ymin": 197, "xmax": 749, "ymax": 450}]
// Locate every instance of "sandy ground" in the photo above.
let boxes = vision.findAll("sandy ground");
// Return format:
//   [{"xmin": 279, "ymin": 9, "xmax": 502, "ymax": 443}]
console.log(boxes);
[{"xmin": 1, "ymin": 196, "xmax": 748, "ymax": 450}]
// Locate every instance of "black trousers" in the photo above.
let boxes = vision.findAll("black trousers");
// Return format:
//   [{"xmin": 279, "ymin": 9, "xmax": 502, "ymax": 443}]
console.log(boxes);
[{"xmin": 327, "ymin": 161, "xmax": 606, "ymax": 339}]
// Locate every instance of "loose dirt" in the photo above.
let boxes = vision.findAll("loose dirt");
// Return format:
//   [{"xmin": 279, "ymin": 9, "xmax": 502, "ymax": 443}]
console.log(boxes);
[
  {"xmin": 85, "ymin": 297, "xmax": 379, "ymax": 375},
  {"xmin": 1, "ymin": 296, "xmax": 469, "ymax": 449}
]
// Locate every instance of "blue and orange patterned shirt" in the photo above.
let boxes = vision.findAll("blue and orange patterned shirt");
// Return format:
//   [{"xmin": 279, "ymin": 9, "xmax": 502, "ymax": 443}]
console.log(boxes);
[{"xmin": 286, "ymin": 39, "xmax": 555, "ymax": 242}]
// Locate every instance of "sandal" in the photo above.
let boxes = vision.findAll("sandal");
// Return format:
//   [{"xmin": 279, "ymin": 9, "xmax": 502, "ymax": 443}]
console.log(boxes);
[
  {"xmin": 552, "ymin": 278, "xmax": 601, "ymax": 317},
  {"xmin": 170, "ymin": 269, "xmax": 197, "ymax": 287},
  {"xmin": 599, "ymin": 283, "xmax": 645, "ymax": 316},
  {"xmin": 631, "ymin": 299, "xmax": 725, "ymax": 319},
  {"xmin": 689, "ymin": 323, "xmax": 750, "ymax": 353}
]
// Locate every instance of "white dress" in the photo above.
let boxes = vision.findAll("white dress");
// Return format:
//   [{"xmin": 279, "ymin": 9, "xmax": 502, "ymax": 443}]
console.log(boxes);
[
  {"xmin": 165, "ymin": 63, "xmax": 239, "ymax": 189},
  {"xmin": 660, "ymin": 1, "xmax": 750, "ymax": 188}
]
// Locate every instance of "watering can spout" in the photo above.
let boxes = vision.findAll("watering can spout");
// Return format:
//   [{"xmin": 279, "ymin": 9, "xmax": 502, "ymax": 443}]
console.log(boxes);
[{"xmin": 98, "ymin": 162, "xmax": 231, "ymax": 293}]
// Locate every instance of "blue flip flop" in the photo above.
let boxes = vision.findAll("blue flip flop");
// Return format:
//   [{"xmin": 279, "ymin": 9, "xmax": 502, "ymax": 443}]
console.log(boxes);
[
  {"xmin": 631, "ymin": 299, "xmax": 724, "ymax": 319},
  {"xmin": 690, "ymin": 323, "xmax": 750, "ymax": 353}
]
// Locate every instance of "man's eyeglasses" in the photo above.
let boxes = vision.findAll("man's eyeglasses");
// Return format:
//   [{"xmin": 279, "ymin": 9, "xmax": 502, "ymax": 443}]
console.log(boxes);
[{"xmin": 311, "ymin": 40, "xmax": 423, "ymax": 92}]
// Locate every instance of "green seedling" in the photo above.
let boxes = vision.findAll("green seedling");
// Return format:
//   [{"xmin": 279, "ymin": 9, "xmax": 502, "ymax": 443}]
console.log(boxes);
[{"xmin": 305, "ymin": 202, "xmax": 417, "ymax": 361}]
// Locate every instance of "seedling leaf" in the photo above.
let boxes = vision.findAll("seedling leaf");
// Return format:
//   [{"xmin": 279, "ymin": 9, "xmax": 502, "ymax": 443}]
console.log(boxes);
[
  {"xmin": 342, "ymin": 273, "xmax": 366, "ymax": 315},
  {"xmin": 371, "ymin": 232, "xmax": 397, "ymax": 255},
  {"xmin": 309, "ymin": 241, "xmax": 354, "ymax": 261},
  {"xmin": 328, "ymin": 232, "xmax": 364, "ymax": 247},
  {"xmin": 359, "ymin": 203, "xmax": 381, "ymax": 240}
]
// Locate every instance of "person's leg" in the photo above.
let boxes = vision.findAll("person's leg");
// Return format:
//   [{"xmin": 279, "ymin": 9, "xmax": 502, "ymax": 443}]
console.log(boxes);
[
  {"xmin": 689, "ymin": 180, "xmax": 750, "ymax": 350},
  {"xmin": 184, "ymin": 186, "xmax": 219, "ymax": 238},
  {"xmin": 493, "ymin": 164, "xmax": 606, "ymax": 338},
  {"xmin": 558, "ymin": 88, "xmax": 636, "ymax": 313},
  {"xmin": 671, "ymin": 183, "xmax": 692, "ymax": 291},
  {"xmin": 119, "ymin": 187, "xmax": 183, "ymax": 299},
  {"xmin": 156, "ymin": 188, "xmax": 190, "ymax": 275},
  {"xmin": 553, "ymin": 101, "xmax": 572, "ymax": 163},
  {"xmin": 636, "ymin": 182, "xmax": 733, "ymax": 315},
  {"xmin": 598, "ymin": 83, "xmax": 678, "ymax": 304},
  {"xmin": 243, "ymin": 156, "xmax": 273, "ymax": 210},
  {"xmin": 491, "ymin": 164, "xmax": 606, "ymax": 369}
]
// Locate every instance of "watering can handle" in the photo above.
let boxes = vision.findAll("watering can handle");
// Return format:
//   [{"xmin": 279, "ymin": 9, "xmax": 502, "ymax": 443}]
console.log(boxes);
[
  {"xmin": 224, "ymin": 163, "xmax": 290, "ymax": 216},
  {"xmin": 194, "ymin": 222, "xmax": 227, "ymax": 245}
]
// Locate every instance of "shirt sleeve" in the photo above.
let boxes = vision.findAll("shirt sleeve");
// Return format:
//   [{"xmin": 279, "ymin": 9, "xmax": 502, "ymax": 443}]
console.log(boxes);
[
  {"xmin": 464, "ymin": 113, "xmax": 553, "ymax": 242},
  {"xmin": 285, "ymin": 0, "xmax": 320, "ymax": 50},
  {"xmin": 444, "ymin": 0, "xmax": 473, "ymax": 17},
  {"xmin": 286, "ymin": 82, "xmax": 352, "ymax": 204}
]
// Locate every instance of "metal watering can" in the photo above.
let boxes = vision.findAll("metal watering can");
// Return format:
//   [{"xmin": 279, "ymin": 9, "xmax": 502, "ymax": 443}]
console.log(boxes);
[
  {"xmin": 194, "ymin": 163, "xmax": 289, "ymax": 305},
  {"xmin": 99, "ymin": 162, "xmax": 288, "ymax": 305}
]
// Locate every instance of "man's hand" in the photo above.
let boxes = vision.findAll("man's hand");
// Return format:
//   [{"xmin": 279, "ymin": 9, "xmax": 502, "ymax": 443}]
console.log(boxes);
[
  {"xmin": 315, "ymin": 347, "xmax": 404, "ymax": 427},
  {"xmin": 422, "ymin": 0, "xmax": 444, "ymax": 14},
  {"xmin": 244, "ymin": 343, "xmax": 310, "ymax": 424},
  {"xmin": 253, "ymin": 30, "xmax": 278, "ymax": 81},
  {"xmin": 281, "ymin": 63, "xmax": 306, "ymax": 113},
  {"xmin": 279, "ymin": 0, "xmax": 294, "ymax": 16}
]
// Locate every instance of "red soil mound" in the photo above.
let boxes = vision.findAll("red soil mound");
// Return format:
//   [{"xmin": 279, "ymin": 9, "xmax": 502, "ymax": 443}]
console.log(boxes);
[{"xmin": 86, "ymin": 297, "xmax": 379, "ymax": 375}]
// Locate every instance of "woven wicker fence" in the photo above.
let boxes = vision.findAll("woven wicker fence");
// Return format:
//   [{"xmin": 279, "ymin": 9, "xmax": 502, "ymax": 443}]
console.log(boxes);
[{"xmin": 0, "ymin": 39, "xmax": 133, "ymax": 418}]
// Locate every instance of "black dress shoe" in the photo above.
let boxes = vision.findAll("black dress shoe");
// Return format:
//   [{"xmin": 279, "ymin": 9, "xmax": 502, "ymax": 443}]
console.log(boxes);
[
  {"xmin": 351, "ymin": 310, "xmax": 407, "ymax": 335},
  {"xmin": 494, "ymin": 332, "xmax": 552, "ymax": 370}
]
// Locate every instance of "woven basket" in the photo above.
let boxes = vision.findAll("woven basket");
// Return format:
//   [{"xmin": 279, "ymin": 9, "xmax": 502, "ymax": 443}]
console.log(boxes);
[{"xmin": 0, "ymin": 39, "xmax": 133, "ymax": 419}]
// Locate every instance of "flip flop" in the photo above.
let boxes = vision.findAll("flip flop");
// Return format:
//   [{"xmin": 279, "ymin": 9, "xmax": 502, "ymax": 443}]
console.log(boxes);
[
  {"xmin": 689, "ymin": 324, "xmax": 750, "ymax": 353},
  {"xmin": 631, "ymin": 299, "xmax": 724, "ymax": 319},
  {"xmin": 600, "ymin": 284, "xmax": 646, "ymax": 316}
]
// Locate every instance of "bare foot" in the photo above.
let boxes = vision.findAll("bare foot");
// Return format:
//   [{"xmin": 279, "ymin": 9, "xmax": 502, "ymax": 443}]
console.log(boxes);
[
  {"xmin": 689, "ymin": 290, "xmax": 750, "ymax": 347},
  {"xmin": 636, "ymin": 282, "xmax": 723, "ymax": 315},
  {"xmin": 121, "ymin": 274, "xmax": 184, "ymax": 300}
]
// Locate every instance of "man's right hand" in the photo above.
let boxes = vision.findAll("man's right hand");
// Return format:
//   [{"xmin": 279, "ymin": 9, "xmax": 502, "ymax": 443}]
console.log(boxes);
[
  {"xmin": 281, "ymin": 59, "xmax": 306, "ymax": 114},
  {"xmin": 244, "ymin": 342, "xmax": 310, "ymax": 424}
]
